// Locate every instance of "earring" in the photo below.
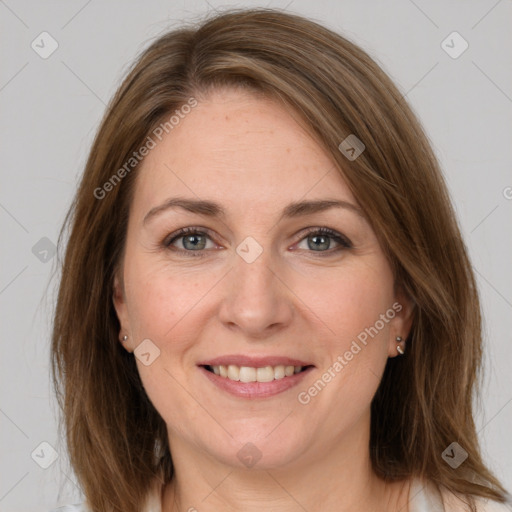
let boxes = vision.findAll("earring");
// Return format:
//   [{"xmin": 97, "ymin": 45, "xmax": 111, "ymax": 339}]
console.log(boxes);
[
  {"xmin": 121, "ymin": 335, "xmax": 128, "ymax": 343},
  {"xmin": 396, "ymin": 336, "xmax": 405, "ymax": 355}
]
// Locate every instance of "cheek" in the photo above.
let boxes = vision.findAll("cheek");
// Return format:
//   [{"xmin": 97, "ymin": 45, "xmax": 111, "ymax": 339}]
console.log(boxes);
[
  {"xmin": 123, "ymin": 252, "xmax": 213, "ymax": 344},
  {"xmin": 122, "ymin": 254, "xmax": 213, "ymax": 434},
  {"xmin": 297, "ymin": 261, "xmax": 395, "ymax": 399},
  {"xmin": 303, "ymin": 261, "xmax": 395, "ymax": 345},
  {"xmin": 316, "ymin": 270, "xmax": 394, "ymax": 387}
]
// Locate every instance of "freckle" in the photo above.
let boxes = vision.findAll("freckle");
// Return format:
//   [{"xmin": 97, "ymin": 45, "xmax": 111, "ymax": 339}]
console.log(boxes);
[
  {"xmin": 225, "ymin": 115, "xmax": 229, "ymax": 121},
  {"xmin": 286, "ymin": 148, "xmax": 291, "ymax": 153}
]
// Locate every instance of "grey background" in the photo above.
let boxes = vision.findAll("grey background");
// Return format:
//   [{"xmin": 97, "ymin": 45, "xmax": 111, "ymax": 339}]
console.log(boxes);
[{"xmin": 1, "ymin": 1, "xmax": 511, "ymax": 510}]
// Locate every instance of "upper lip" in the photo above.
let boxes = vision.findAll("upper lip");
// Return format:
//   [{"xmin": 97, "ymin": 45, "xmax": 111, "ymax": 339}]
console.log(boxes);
[{"xmin": 198, "ymin": 355, "xmax": 314, "ymax": 368}]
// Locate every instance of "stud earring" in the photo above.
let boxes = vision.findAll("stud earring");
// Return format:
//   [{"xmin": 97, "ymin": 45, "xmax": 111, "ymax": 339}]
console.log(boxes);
[
  {"xmin": 121, "ymin": 335, "xmax": 128, "ymax": 343},
  {"xmin": 396, "ymin": 336, "xmax": 404, "ymax": 355}
]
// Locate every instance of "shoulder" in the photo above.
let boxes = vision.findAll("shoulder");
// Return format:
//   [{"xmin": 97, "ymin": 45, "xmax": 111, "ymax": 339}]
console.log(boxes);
[
  {"xmin": 469, "ymin": 497, "xmax": 512, "ymax": 512},
  {"xmin": 409, "ymin": 477, "xmax": 512, "ymax": 512},
  {"xmin": 441, "ymin": 487, "xmax": 512, "ymax": 512},
  {"xmin": 49, "ymin": 479, "xmax": 162, "ymax": 512}
]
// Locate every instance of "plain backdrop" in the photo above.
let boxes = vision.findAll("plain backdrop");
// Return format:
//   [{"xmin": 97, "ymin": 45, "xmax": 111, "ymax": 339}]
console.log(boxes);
[{"xmin": 1, "ymin": 1, "xmax": 511, "ymax": 510}]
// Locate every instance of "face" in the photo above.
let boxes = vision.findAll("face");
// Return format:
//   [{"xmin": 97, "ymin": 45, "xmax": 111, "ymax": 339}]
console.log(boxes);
[{"xmin": 113, "ymin": 88, "xmax": 412, "ymax": 471}]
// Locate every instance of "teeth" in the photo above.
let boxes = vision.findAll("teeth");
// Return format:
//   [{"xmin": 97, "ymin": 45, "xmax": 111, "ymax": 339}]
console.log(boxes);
[
  {"xmin": 257, "ymin": 366, "xmax": 274, "ymax": 382},
  {"xmin": 227, "ymin": 365, "xmax": 240, "ymax": 381},
  {"xmin": 239, "ymin": 366, "xmax": 256, "ymax": 382},
  {"xmin": 274, "ymin": 365, "xmax": 285, "ymax": 379},
  {"xmin": 209, "ymin": 364, "xmax": 304, "ymax": 382}
]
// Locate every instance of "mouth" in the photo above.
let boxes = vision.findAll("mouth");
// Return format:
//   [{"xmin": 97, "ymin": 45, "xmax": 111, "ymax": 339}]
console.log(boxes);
[
  {"xmin": 201, "ymin": 363, "xmax": 313, "ymax": 383},
  {"xmin": 197, "ymin": 357, "xmax": 315, "ymax": 399}
]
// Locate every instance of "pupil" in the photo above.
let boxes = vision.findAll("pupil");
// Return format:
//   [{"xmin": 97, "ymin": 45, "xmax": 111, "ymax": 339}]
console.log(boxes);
[
  {"xmin": 184, "ymin": 235, "xmax": 205, "ymax": 250},
  {"xmin": 309, "ymin": 235, "xmax": 330, "ymax": 251}
]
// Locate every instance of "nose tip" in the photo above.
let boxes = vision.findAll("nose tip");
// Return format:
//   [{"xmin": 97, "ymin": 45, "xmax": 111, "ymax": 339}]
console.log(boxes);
[{"xmin": 218, "ymin": 249, "xmax": 293, "ymax": 337}]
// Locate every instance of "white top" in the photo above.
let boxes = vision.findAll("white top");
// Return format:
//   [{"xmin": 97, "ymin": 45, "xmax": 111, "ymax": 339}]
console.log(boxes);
[
  {"xmin": 51, "ymin": 477, "xmax": 512, "ymax": 511},
  {"xmin": 408, "ymin": 479, "xmax": 512, "ymax": 512}
]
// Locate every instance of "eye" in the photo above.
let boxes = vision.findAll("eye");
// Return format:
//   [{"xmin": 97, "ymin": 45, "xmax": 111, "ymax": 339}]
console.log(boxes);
[
  {"xmin": 294, "ymin": 227, "xmax": 352, "ymax": 254},
  {"xmin": 163, "ymin": 226, "xmax": 352, "ymax": 257},
  {"xmin": 164, "ymin": 227, "xmax": 218, "ymax": 256}
]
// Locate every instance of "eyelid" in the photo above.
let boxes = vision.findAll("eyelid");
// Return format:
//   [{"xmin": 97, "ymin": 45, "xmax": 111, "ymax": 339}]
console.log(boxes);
[
  {"xmin": 163, "ymin": 225, "xmax": 352, "ymax": 255},
  {"xmin": 163, "ymin": 226, "xmax": 214, "ymax": 246},
  {"xmin": 293, "ymin": 226, "xmax": 352, "ymax": 249}
]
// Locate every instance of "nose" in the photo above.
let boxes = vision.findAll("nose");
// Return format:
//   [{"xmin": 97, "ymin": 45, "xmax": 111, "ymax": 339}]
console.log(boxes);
[{"xmin": 217, "ymin": 246, "xmax": 294, "ymax": 339}]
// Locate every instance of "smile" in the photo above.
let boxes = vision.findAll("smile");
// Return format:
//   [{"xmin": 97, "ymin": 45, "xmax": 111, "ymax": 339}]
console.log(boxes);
[
  {"xmin": 198, "ymin": 357, "xmax": 314, "ymax": 399},
  {"xmin": 206, "ymin": 364, "xmax": 307, "ymax": 382}
]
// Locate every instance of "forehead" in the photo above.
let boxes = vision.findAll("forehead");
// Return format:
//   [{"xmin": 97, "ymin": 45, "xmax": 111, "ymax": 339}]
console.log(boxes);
[{"xmin": 132, "ymin": 89, "xmax": 356, "ymax": 215}]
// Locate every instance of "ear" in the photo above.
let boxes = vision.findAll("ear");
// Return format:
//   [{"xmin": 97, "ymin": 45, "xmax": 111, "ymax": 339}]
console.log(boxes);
[
  {"xmin": 386, "ymin": 286, "xmax": 415, "ymax": 358},
  {"xmin": 113, "ymin": 271, "xmax": 134, "ymax": 352}
]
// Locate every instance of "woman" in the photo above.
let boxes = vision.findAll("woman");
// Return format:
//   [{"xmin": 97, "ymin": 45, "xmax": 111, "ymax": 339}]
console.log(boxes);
[{"xmin": 51, "ymin": 8, "xmax": 511, "ymax": 512}]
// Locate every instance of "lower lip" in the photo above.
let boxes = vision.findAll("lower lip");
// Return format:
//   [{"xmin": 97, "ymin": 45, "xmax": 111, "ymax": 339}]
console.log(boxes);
[{"xmin": 198, "ymin": 366, "xmax": 314, "ymax": 399}]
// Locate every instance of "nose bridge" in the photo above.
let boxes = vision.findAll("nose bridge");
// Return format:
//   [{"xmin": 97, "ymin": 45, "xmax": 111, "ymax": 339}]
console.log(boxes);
[
  {"xmin": 218, "ymin": 238, "xmax": 293, "ymax": 335},
  {"xmin": 235, "ymin": 245, "xmax": 274, "ymax": 296}
]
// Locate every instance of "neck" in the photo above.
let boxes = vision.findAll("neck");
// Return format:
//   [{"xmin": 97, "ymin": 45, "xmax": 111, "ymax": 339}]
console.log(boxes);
[{"xmin": 161, "ymin": 411, "xmax": 410, "ymax": 512}]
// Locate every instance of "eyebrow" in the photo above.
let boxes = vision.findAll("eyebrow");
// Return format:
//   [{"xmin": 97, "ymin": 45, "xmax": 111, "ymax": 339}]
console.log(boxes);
[{"xmin": 143, "ymin": 197, "xmax": 364, "ymax": 225}]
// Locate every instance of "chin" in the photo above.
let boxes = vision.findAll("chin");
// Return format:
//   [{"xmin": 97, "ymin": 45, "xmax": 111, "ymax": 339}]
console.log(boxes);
[{"xmin": 199, "ymin": 423, "xmax": 309, "ymax": 471}]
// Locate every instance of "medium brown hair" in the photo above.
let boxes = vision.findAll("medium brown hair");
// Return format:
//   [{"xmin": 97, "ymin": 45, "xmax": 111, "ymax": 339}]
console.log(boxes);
[{"xmin": 51, "ymin": 8, "xmax": 509, "ymax": 511}]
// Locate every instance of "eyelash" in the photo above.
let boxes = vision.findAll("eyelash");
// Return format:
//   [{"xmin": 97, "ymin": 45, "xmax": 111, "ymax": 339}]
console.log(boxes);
[{"xmin": 162, "ymin": 226, "xmax": 352, "ymax": 258}]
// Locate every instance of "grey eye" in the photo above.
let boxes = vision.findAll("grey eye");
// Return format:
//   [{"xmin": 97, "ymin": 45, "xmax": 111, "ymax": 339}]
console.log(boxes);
[
  {"xmin": 181, "ymin": 234, "xmax": 207, "ymax": 250},
  {"xmin": 304, "ymin": 233, "xmax": 333, "ymax": 251}
]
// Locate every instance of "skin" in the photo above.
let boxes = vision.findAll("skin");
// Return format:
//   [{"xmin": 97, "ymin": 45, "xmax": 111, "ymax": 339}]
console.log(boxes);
[{"xmin": 113, "ymin": 88, "xmax": 414, "ymax": 511}]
